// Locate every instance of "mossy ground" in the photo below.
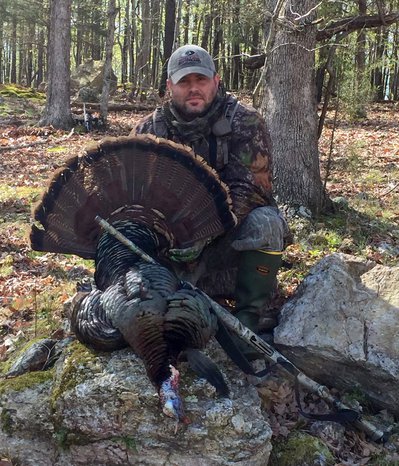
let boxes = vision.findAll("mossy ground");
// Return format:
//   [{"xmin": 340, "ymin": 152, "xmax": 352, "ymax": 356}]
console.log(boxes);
[
  {"xmin": 0, "ymin": 84, "xmax": 45, "ymax": 121},
  {"xmin": 0, "ymin": 84, "xmax": 45, "ymax": 101}
]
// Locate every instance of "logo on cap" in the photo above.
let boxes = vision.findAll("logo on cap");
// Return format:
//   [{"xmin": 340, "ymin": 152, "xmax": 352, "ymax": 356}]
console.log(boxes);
[{"xmin": 178, "ymin": 50, "xmax": 201, "ymax": 67}]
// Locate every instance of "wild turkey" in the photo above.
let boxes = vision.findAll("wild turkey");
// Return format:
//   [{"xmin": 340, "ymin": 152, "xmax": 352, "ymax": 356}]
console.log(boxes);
[{"xmin": 30, "ymin": 134, "xmax": 237, "ymax": 426}]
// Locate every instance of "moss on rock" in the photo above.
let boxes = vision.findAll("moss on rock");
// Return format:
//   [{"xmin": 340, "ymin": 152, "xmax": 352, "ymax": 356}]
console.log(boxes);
[
  {"xmin": 269, "ymin": 431, "xmax": 335, "ymax": 466},
  {"xmin": 0, "ymin": 369, "xmax": 54, "ymax": 396},
  {"xmin": 50, "ymin": 340, "xmax": 98, "ymax": 408},
  {"xmin": 0, "ymin": 407, "xmax": 14, "ymax": 435}
]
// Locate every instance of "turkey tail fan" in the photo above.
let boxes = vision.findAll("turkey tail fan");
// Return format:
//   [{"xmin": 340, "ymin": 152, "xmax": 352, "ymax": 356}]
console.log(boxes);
[{"xmin": 30, "ymin": 134, "xmax": 237, "ymax": 258}]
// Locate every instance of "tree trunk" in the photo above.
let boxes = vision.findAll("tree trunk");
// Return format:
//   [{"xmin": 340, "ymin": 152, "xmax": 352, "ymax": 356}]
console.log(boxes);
[
  {"xmin": 91, "ymin": 6, "xmax": 103, "ymax": 60},
  {"xmin": 159, "ymin": 0, "xmax": 176, "ymax": 96},
  {"xmin": 192, "ymin": 9, "xmax": 199, "ymax": 44},
  {"xmin": 212, "ymin": 6, "xmax": 222, "ymax": 73},
  {"xmin": 174, "ymin": 0, "xmax": 182, "ymax": 46},
  {"xmin": 19, "ymin": 25, "xmax": 26, "ymax": 85},
  {"xmin": 183, "ymin": 0, "xmax": 190, "ymax": 44},
  {"xmin": 39, "ymin": 0, "xmax": 74, "ymax": 130},
  {"xmin": 231, "ymin": 4, "xmax": 240, "ymax": 90},
  {"xmin": 391, "ymin": 24, "xmax": 399, "ymax": 100},
  {"xmin": 151, "ymin": 0, "xmax": 161, "ymax": 87},
  {"xmin": 201, "ymin": 12, "xmax": 211, "ymax": 50},
  {"xmin": 11, "ymin": 19, "xmax": 17, "ymax": 83},
  {"xmin": 121, "ymin": 0, "xmax": 130, "ymax": 84},
  {"xmin": 74, "ymin": 3, "xmax": 83, "ymax": 66},
  {"xmin": 261, "ymin": 0, "xmax": 326, "ymax": 214},
  {"xmin": 355, "ymin": 0, "xmax": 367, "ymax": 116},
  {"xmin": 130, "ymin": 0, "xmax": 137, "ymax": 83},
  {"xmin": 136, "ymin": 0, "xmax": 151, "ymax": 89},
  {"xmin": 35, "ymin": 29, "xmax": 45, "ymax": 88},
  {"xmin": 26, "ymin": 23, "xmax": 35, "ymax": 87},
  {"xmin": 373, "ymin": 27, "xmax": 385, "ymax": 100},
  {"xmin": 100, "ymin": 0, "xmax": 118, "ymax": 124},
  {"xmin": 247, "ymin": 26, "xmax": 260, "ymax": 89}
]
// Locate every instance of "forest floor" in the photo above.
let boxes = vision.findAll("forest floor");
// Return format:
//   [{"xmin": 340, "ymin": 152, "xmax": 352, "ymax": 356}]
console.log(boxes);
[{"xmin": 0, "ymin": 86, "xmax": 398, "ymax": 465}]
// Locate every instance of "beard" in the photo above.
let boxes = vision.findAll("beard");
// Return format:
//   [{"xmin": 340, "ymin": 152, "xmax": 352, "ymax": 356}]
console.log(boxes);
[
  {"xmin": 171, "ymin": 96, "xmax": 214, "ymax": 121},
  {"xmin": 173, "ymin": 102, "xmax": 213, "ymax": 121}
]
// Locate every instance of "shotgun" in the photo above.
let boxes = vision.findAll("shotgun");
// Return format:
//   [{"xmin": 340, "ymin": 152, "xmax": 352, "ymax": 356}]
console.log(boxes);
[{"xmin": 94, "ymin": 215, "xmax": 389, "ymax": 442}]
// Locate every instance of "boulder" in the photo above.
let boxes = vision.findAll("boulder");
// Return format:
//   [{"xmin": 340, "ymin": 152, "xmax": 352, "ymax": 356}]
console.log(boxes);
[
  {"xmin": 71, "ymin": 60, "xmax": 117, "ymax": 101},
  {"xmin": 0, "ymin": 341, "xmax": 272, "ymax": 466},
  {"xmin": 269, "ymin": 431, "xmax": 335, "ymax": 466},
  {"xmin": 274, "ymin": 253, "xmax": 399, "ymax": 415}
]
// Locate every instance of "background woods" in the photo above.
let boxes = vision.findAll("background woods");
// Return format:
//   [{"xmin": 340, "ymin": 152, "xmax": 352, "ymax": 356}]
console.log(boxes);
[{"xmin": 1, "ymin": 0, "xmax": 399, "ymax": 100}]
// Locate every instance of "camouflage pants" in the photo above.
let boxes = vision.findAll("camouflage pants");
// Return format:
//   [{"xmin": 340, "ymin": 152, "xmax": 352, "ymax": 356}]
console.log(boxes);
[{"xmin": 174, "ymin": 206, "xmax": 290, "ymax": 297}]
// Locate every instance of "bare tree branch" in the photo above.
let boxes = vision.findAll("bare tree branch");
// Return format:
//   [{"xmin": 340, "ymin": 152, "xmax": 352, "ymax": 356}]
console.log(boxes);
[
  {"xmin": 289, "ymin": 1, "xmax": 322, "ymax": 22},
  {"xmin": 244, "ymin": 12, "xmax": 399, "ymax": 69},
  {"xmin": 317, "ymin": 12, "xmax": 398, "ymax": 40}
]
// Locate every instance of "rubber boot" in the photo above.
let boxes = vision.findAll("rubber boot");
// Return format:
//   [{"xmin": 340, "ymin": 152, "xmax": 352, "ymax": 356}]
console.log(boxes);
[{"xmin": 233, "ymin": 249, "xmax": 283, "ymax": 358}]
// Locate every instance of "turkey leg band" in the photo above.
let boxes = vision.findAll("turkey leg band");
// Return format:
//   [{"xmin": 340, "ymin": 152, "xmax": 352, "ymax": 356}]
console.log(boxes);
[{"xmin": 94, "ymin": 215, "xmax": 389, "ymax": 443}]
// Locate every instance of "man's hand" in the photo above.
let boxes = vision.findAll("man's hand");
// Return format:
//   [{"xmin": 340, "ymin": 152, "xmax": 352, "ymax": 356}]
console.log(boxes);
[{"xmin": 168, "ymin": 239, "xmax": 208, "ymax": 263}]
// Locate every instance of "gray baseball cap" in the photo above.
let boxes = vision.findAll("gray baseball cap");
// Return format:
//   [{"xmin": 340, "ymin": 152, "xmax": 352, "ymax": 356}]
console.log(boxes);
[{"xmin": 167, "ymin": 45, "xmax": 216, "ymax": 84}]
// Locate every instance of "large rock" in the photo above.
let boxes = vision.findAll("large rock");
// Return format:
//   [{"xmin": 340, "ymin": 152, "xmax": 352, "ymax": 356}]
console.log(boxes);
[
  {"xmin": 71, "ymin": 60, "xmax": 117, "ymax": 101},
  {"xmin": 274, "ymin": 253, "xmax": 399, "ymax": 415},
  {"xmin": 0, "ymin": 341, "xmax": 272, "ymax": 466}
]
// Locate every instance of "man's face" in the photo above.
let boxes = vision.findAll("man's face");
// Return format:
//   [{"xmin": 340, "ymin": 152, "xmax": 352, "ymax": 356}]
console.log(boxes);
[{"xmin": 167, "ymin": 73, "xmax": 220, "ymax": 120}]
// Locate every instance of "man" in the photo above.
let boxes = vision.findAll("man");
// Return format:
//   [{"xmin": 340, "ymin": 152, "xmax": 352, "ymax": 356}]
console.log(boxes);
[{"xmin": 132, "ymin": 45, "xmax": 289, "ymax": 349}]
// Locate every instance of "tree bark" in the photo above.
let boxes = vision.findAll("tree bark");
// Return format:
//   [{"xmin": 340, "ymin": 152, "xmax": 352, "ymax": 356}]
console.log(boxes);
[
  {"xmin": 91, "ymin": 6, "xmax": 103, "ymax": 60},
  {"xmin": 261, "ymin": 0, "xmax": 326, "ymax": 214},
  {"xmin": 120, "ymin": 3, "xmax": 129, "ymax": 84},
  {"xmin": 183, "ymin": 0, "xmax": 190, "ymax": 44},
  {"xmin": 151, "ymin": 0, "xmax": 161, "ymax": 87},
  {"xmin": 35, "ymin": 29, "xmax": 45, "ymax": 88},
  {"xmin": 136, "ymin": 0, "xmax": 151, "ymax": 89},
  {"xmin": 373, "ymin": 27, "xmax": 386, "ymax": 100},
  {"xmin": 159, "ymin": 0, "xmax": 176, "ymax": 96},
  {"xmin": 18, "ymin": 22, "xmax": 25, "ymax": 85},
  {"xmin": 130, "ymin": 0, "xmax": 137, "ymax": 84},
  {"xmin": 11, "ymin": 19, "xmax": 17, "ymax": 83},
  {"xmin": 26, "ymin": 22, "xmax": 35, "ymax": 87},
  {"xmin": 201, "ymin": 12, "xmax": 212, "ymax": 50},
  {"xmin": 174, "ymin": 0, "xmax": 182, "ymax": 47},
  {"xmin": 391, "ymin": 23, "xmax": 399, "ymax": 100},
  {"xmin": 39, "ymin": 0, "xmax": 74, "ymax": 130},
  {"xmin": 74, "ymin": 3, "xmax": 84, "ymax": 66},
  {"xmin": 212, "ymin": 25, "xmax": 222, "ymax": 73},
  {"xmin": 231, "ymin": 4, "xmax": 240, "ymax": 89},
  {"xmin": 355, "ymin": 0, "xmax": 367, "ymax": 117}
]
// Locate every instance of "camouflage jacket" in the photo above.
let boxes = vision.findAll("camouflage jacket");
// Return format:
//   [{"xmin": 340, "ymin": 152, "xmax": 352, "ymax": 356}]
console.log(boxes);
[{"xmin": 132, "ymin": 94, "xmax": 275, "ymax": 223}]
